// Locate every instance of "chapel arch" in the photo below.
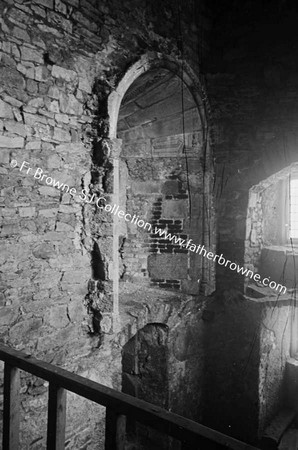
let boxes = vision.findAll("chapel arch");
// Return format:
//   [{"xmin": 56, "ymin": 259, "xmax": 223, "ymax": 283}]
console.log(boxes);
[{"xmin": 106, "ymin": 53, "xmax": 215, "ymax": 320}]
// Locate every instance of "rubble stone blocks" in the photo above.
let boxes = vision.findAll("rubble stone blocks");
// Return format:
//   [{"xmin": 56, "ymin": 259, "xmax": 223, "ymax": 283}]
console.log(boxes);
[
  {"xmin": 0, "ymin": 0, "xmax": 213, "ymax": 448},
  {"xmin": 35, "ymin": 0, "xmax": 54, "ymax": 8},
  {"xmin": 20, "ymin": 46, "xmax": 44, "ymax": 64},
  {"xmin": 0, "ymin": 67, "xmax": 26, "ymax": 91},
  {"xmin": 0, "ymin": 99, "xmax": 14, "ymax": 119},
  {"xmin": 52, "ymin": 65, "xmax": 77, "ymax": 82},
  {"xmin": 59, "ymin": 93, "xmax": 83, "ymax": 115},
  {"xmin": 0, "ymin": 136, "xmax": 24, "ymax": 148}
]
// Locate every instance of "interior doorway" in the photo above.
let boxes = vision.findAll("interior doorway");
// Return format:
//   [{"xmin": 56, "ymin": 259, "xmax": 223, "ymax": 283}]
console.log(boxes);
[
  {"xmin": 114, "ymin": 63, "xmax": 214, "ymax": 296},
  {"xmin": 122, "ymin": 323, "xmax": 170, "ymax": 449}
]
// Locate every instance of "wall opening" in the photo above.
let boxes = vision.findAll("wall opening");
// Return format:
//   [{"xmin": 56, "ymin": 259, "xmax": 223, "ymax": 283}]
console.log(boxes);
[
  {"xmin": 114, "ymin": 60, "xmax": 214, "ymax": 296},
  {"xmin": 245, "ymin": 161, "xmax": 298, "ymax": 293},
  {"xmin": 86, "ymin": 55, "xmax": 214, "ymax": 334},
  {"xmin": 243, "ymin": 164, "xmax": 297, "ymax": 431},
  {"xmin": 122, "ymin": 323, "xmax": 170, "ymax": 449}
]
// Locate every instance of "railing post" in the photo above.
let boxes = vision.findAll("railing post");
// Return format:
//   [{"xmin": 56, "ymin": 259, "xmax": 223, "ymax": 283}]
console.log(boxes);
[
  {"xmin": 3, "ymin": 363, "xmax": 20, "ymax": 450},
  {"xmin": 105, "ymin": 408, "xmax": 126, "ymax": 450},
  {"xmin": 47, "ymin": 383, "xmax": 67, "ymax": 450}
]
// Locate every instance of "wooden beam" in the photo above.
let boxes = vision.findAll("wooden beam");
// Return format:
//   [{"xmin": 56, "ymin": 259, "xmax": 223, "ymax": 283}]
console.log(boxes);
[
  {"xmin": 3, "ymin": 363, "xmax": 20, "ymax": 450},
  {"xmin": 47, "ymin": 383, "xmax": 67, "ymax": 450},
  {"xmin": 105, "ymin": 408, "xmax": 126, "ymax": 450}
]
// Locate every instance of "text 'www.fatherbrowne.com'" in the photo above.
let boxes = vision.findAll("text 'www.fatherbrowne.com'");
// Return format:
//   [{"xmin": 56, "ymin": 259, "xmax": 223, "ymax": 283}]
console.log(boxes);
[{"xmin": 12, "ymin": 160, "xmax": 287, "ymax": 295}]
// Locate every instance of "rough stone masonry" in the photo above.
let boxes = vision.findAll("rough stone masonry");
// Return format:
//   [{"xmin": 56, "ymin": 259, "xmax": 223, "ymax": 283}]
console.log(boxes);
[
  {"xmin": 0, "ymin": 0, "xmax": 211, "ymax": 447},
  {"xmin": 2, "ymin": 0, "xmax": 297, "ymax": 448}
]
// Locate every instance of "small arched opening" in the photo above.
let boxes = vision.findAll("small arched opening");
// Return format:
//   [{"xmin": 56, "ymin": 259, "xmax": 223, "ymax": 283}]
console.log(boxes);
[{"xmin": 122, "ymin": 323, "xmax": 170, "ymax": 449}]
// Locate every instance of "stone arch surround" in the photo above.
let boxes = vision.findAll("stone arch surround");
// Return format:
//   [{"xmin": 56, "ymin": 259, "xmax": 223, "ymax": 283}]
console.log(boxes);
[
  {"xmin": 108, "ymin": 53, "xmax": 208, "ymax": 141},
  {"xmin": 116, "ymin": 282, "xmax": 206, "ymax": 423},
  {"xmin": 97, "ymin": 52, "xmax": 215, "ymax": 332},
  {"xmin": 83, "ymin": 53, "xmax": 213, "ymax": 430}
]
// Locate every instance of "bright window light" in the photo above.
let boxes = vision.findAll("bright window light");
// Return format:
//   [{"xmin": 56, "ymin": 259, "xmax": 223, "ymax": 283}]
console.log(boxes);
[{"xmin": 290, "ymin": 178, "xmax": 298, "ymax": 239}]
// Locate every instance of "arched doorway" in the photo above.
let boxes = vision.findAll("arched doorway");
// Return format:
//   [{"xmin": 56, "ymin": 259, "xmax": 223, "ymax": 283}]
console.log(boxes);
[
  {"xmin": 122, "ymin": 323, "xmax": 169, "ymax": 406},
  {"xmin": 107, "ymin": 53, "xmax": 215, "ymax": 321},
  {"xmin": 122, "ymin": 323, "xmax": 169, "ymax": 449}
]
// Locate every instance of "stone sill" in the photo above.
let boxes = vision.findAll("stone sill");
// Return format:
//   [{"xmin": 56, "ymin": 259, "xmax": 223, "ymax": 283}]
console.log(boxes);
[
  {"xmin": 102, "ymin": 281, "xmax": 206, "ymax": 334},
  {"xmin": 287, "ymin": 357, "xmax": 298, "ymax": 367},
  {"xmin": 263, "ymin": 244, "xmax": 298, "ymax": 254},
  {"xmin": 244, "ymin": 283, "xmax": 297, "ymax": 303}
]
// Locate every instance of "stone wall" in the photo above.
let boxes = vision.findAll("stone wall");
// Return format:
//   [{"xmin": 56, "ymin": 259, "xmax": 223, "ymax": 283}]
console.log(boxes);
[
  {"xmin": 3, "ymin": 0, "xmax": 296, "ymax": 447},
  {"xmin": 120, "ymin": 288, "xmax": 206, "ymax": 449},
  {"xmin": 258, "ymin": 301, "xmax": 291, "ymax": 434},
  {"xmin": 0, "ymin": 0, "xmax": 211, "ymax": 447}
]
